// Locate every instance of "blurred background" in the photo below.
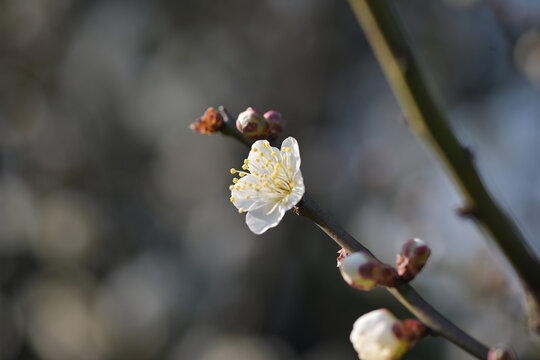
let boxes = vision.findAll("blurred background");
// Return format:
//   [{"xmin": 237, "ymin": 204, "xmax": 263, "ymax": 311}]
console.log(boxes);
[{"xmin": 1, "ymin": 0, "xmax": 540, "ymax": 359}]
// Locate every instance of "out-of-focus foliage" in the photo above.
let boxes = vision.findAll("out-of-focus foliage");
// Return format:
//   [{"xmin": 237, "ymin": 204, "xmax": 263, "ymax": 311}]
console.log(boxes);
[{"xmin": 1, "ymin": 0, "xmax": 540, "ymax": 359}]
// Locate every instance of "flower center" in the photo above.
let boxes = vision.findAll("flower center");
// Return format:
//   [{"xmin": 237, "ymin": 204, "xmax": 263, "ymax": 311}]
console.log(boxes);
[{"xmin": 230, "ymin": 140, "xmax": 296, "ymax": 210}]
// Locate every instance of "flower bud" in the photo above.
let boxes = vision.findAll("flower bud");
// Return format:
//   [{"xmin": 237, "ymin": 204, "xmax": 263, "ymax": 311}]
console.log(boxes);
[
  {"xmin": 264, "ymin": 110, "xmax": 285, "ymax": 139},
  {"xmin": 339, "ymin": 252, "xmax": 399, "ymax": 290},
  {"xmin": 350, "ymin": 309, "xmax": 426, "ymax": 360},
  {"xmin": 396, "ymin": 238, "xmax": 431, "ymax": 281},
  {"xmin": 190, "ymin": 107, "xmax": 224, "ymax": 134},
  {"xmin": 487, "ymin": 346, "xmax": 516, "ymax": 360},
  {"xmin": 236, "ymin": 107, "xmax": 269, "ymax": 140}
]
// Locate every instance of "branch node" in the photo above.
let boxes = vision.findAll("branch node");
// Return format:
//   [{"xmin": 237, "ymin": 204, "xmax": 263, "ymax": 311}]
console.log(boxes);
[{"xmin": 456, "ymin": 204, "xmax": 477, "ymax": 218}]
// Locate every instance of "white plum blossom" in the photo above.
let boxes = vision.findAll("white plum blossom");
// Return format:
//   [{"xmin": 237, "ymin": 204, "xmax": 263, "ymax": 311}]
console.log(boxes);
[
  {"xmin": 229, "ymin": 137, "xmax": 305, "ymax": 234},
  {"xmin": 350, "ymin": 309, "xmax": 407, "ymax": 360}
]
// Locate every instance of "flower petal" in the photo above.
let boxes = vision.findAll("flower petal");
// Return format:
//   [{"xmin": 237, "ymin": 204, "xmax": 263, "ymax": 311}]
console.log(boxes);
[
  {"xmin": 245, "ymin": 202, "xmax": 286, "ymax": 234},
  {"xmin": 247, "ymin": 140, "xmax": 279, "ymax": 176},
  {"xmin": 280, "ymin": 174, "xmax": 305, "ymax": 211},
  {"xmin": 281, "ymin": 137, "xmax": 301, "ymax": 173},
  {"xmin": 231, "ymin": 174, "xmax": 259, "ymax": 210}
]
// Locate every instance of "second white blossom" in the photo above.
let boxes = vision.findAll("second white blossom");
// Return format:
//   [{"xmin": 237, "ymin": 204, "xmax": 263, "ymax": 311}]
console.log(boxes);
[{"xmin": 350, "ymin": 309, "xmax": 407, "ymax": 360}]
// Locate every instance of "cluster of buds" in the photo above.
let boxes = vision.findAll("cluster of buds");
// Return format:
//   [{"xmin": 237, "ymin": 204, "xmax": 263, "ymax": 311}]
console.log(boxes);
[
  {"xmin": 350, "ymin": 309, "xmax": 427, "ymax": 360},
  {"xmin": 236, "ymin": 107, "xmax": 285, "ymax": 141},
  {"xmin": 338, "ymin": 251, "xmax": 399, "ymax": 290},
  {"xmin": 190, "ymin": 107, "xmax": 224, "ymax": 134},
  {"xmin": 338, "ymin": 238, "xmax": 431, "ymax": 290},
  {"xmin": 396, "ymin": 238, "xmax": 431, "ymax": 282}
]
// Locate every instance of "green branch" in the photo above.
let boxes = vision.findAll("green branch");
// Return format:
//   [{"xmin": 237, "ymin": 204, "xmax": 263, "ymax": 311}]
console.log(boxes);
[{"xmin": 348, "ymin": 0, "xmax": 540, "ymax": 332}]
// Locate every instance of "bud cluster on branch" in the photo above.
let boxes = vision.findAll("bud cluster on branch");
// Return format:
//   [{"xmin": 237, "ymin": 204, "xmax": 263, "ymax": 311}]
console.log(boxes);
[
  {"xmin": 236, "ymin": 107, "xmax": 284, "ymax": 141},
  {"xmin": 337, "ymin": 238, "xmax": 431, "ymax": 291}
]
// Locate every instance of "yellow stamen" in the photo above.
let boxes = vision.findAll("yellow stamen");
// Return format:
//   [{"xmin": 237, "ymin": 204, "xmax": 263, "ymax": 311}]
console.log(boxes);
[
  {"xmin": 230, "ymin": 168, "xmax": 236, "ymax": 174},
  {"xmin": 238, "ymin": 208, "xmax": 244, "ymax": 213},
  {"xmin": 253, "ymin": 148, "xmax": 258, "ymax": 152},
  {"xmin": 245, "ymin": 195, "xmax": 251, "ymax": 199},
  {"xmin": 239, "ymin": 172, "xmax": 246, "ymax": 177},
  {"xmin": 230, "ymin": 197, "xmax": 236, "ymax": 202},
  {"xmin": 233, "ymin": 178, "xmax": 239, "ymax": 184},
  {"xmin": 242, "ymin": 164, "xmax": 248, "ymax": 170},
  {"xmin": 229, "ymin": 185, "xmax": 234, "ymax": 190}
]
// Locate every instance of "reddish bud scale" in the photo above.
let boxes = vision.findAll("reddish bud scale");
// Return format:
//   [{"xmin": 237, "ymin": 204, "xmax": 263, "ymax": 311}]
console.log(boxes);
[
  {"xmin": 402, "ymin": 320, "xmax": 427, "ymax": 349},
  {"xmin": 391, "ymin": 319, "xmax": 427, "ymax": 351},
  {"xmin": 190, "ymin": 107, "xmax": 224, "ymax": 134},
  {"xmin": 358, "ymin": 262, "xmax": 375, "ymax": 277},
  {"xmin": 339, "ymin": 251, "xmax": 399, "ymax": 290},
  {"xmin": 359, "ymin": 262, "xmax": 399, "ymax": 286},
  {"xmin": 391, "ymin": 323, "xmax": 404, "ymax": 339},
  {"xmin": 397, "ymin": 238, "xmax": 431, "ymax": 282}
]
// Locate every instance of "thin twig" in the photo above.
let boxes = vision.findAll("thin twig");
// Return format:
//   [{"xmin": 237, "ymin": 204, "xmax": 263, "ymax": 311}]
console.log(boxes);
[{"xmin": 347, "ymin": 0, "xmax": 540, "ymax": 333}]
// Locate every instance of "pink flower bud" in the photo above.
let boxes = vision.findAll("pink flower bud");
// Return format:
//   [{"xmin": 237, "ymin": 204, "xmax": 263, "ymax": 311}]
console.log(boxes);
[
  {"xmin": 396, "ymin": 238, "xmax": 431, "ymax": 281},
  {"xmin": 339, "ymin": 252, "xmax": 399, "ymax": 290},
  {"xmin": 236, "ymin": 107, "xmax": 270, "ymax": 140},
  {"xmin": 263, "ymin": 110, "xmax": 285, "ymax": 139}
]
